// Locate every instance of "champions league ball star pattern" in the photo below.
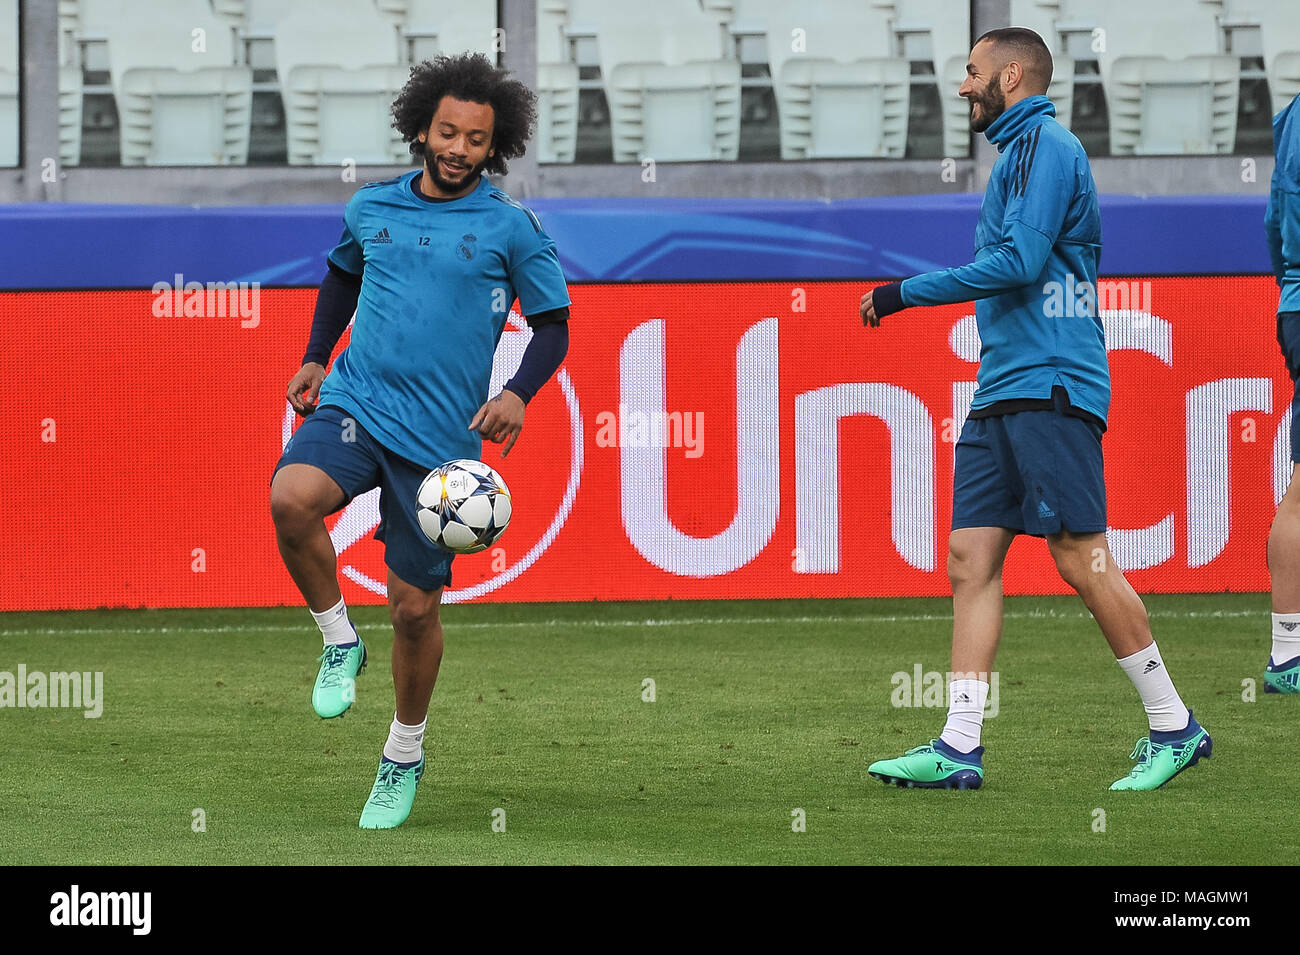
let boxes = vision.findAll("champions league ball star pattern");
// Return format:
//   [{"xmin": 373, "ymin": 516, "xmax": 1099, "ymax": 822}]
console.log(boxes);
[{"xmin": 416, "ymin": 460, "xmax": 512, "ymax": 554}]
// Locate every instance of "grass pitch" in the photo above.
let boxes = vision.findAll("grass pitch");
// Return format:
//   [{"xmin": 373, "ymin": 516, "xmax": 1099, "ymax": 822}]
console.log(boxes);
[{"xmin": 0, "ymin": 595, "xmax": 1290, "ymax": 865}]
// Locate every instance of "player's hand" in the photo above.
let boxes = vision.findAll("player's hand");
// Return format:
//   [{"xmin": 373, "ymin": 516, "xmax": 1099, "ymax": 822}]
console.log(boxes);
[
  {"xmin": 468, "ymin": 389, "xmax": 526, "ymax": 458},
  {"xmin": 860, "ymin": 289, "xmax": 880, "ymax": 327},
  {"xmin": 287, "ymin": 362, "xmax": 326, "ymax": 416}
]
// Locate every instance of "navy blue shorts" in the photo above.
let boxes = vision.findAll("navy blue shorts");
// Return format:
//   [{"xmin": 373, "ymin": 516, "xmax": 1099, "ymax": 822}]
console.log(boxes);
[
  {"xmin": 273, "ymin": 405, "xmax": 453, "ymax": 591},
  {"xmin": 953, "ymin": 393, "xmax": 1107, "ymax": 536},
  {"xmin": 1278, "ymin": 311, "xmax": 1300, "ymax": 463}
]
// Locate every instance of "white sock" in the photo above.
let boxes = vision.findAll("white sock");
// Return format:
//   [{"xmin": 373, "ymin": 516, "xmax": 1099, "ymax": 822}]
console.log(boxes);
[
  {"xmin": 939, "ymin": 679, "xmax": 988, "ymax": 753},
  {"xmin": 1117, "ymin": 642, "xmax": 1188, "ymax": 732},
  {"xmin": 310, "ymin": 597, "xmax": 356, "ymax": 647},
  {"xmin": 1271, "ymin": 612, "xmax": 1300, "ymax": 665},
  {"xmin": 383, "ymin": 715, "xmax": 426, "ymax": 765}
]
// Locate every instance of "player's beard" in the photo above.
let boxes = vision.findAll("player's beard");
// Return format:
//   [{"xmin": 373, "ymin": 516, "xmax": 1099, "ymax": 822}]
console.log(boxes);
[
  {"xmin": 421, "ymin": 138, "xmax": 489, "ymax": 195},
  {"xmin": 968, "ymin": 77, "xmax": 1006, "ymax": 133}
]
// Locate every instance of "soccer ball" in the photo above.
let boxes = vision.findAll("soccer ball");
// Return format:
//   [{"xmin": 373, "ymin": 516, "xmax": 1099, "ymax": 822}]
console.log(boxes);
[{"xmin": 415, "ymin": 459, "xmax": 512, "ymax": 554}]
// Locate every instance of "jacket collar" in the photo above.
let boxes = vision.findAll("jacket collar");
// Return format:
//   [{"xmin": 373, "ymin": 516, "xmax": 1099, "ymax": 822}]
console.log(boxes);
[{"xmin": 986, "ymin": 95, "xmax": 1056, "ymax": 152}]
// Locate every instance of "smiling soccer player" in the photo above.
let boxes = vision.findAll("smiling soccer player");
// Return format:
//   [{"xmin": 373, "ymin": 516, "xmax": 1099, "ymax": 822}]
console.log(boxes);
[
  {"xmin": 861, "ymin": 28, "xmax": 1211, "ymax": 792},
  {"xmin": 270, "ymin": 53, "xmax": 571, "ymax": 829}
]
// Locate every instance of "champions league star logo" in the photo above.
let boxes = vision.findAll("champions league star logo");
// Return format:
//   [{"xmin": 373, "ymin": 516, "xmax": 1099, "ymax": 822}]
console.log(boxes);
[{"xmin": 281, "ymin": 312, "xmax": 583, "ymax": 602}]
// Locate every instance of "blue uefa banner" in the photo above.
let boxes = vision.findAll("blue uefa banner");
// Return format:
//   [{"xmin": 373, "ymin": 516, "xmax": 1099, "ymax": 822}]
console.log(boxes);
[{"xmin": 0, "ymin": 193, "xmax": 1272, "ymax": 290}]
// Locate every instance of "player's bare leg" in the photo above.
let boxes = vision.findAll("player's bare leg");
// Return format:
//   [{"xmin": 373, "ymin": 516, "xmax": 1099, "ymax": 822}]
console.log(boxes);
[
  {"xmin": 865, "ymin": 527, "xmax": 1015, "ymax": 787},
  {"xmin": 387, "ymin": 572, "xmax": 445, "ymax": 724},
  {"xmin": 1265, "ymin": 462, "xmax": 1300, "ymax": 691},
  {"xmin": 948, "ymin": 526, "xmax": 1016, "ymax": 674},
  {"xmin": 269, "ymin": 463, "xmax": 344, "ymax": 612},
  {"xmin": 358, "ymin": 571, "xmax": 443, "ymax": 829},
  {"xmin": 1047, "ymin": 530, "xmax": 1211, "ymax": 788},
  {"xmin": 1269, "ymin": 463, "xmax": 1300, "ymax": 611},
  {"xmin": 271, "ymin": 463, "xmax": 365, "ymax": 719},
  {"xmin": 1045, "ymin": 531, "xmax": 1149, "ymax": 660}
]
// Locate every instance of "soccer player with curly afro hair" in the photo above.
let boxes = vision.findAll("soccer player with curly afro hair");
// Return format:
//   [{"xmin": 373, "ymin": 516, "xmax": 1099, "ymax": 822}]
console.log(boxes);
[{"xmin": 272, "ymin": 52, "xmax": 570, "ymax": 829}]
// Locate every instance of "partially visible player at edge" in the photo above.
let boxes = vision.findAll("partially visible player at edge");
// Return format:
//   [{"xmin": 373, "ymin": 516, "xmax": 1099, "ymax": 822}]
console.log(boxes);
[
  {"xmin": 270, "ymin": 53, "xmax": 571, "ymax": 828},
  {"xmin": 1265, "ymin": 89, "xmax": 1300, "ymax": 694},
  {"xmin": 860, "ymin": 28, "xmax": 1211, "ymax": 791}
]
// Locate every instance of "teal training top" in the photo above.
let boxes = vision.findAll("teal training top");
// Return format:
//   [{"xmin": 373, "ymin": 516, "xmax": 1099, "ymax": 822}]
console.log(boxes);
[
  {"xmin": 1267, "ymin": 92, "xmax": 1300, "ymax": 314},
  {"xmin": 318, "ymin": 172, "xmax": 570, "ymax": 468},
  {"xmin": 900, "ymin": 95, "xmax": 1109, "ymax": 424}
]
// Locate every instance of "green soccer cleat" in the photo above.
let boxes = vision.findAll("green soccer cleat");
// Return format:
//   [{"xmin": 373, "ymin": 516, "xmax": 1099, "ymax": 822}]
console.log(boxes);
[
  {"xmin": 1264, "ymin": 656, "xmax": 1300, "ymax": 694},
  {"xmin": 868, "ymin": 738, "xmax": 985, "ymax": 789},
  {"xmin": 359, "ymin": 756, "xmax": 425, "ymax": 830},
  {"xmin": 311, "ymin": 636, "xmax": 366, "ymax": 719},
  {"xmin": 1110, "ymin": 711, "xmax": 1212, "ymax": 791}
]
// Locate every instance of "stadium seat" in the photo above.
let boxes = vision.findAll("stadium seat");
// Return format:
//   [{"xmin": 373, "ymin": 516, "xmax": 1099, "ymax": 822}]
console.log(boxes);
[
  {"xmin": 1107, "ymin": 55, "xmax": 1239, "ymax": 154},
  {"xmin": 1273, "ymin": 51, "xmax": 1300, "ymax": 116},
  {"xmin": 567, "ymin": 0, "xmax": 740, "ymax": 162},
  {"xmin": 536, "ymin": 61, "xmax": 579, "ymax": 163},
  {"xmin": 737, "ymin": 0, "xmax": 908, "ymax": 158},
  {"xmin": 1227, "ymin": 0, "xmax": 1300, "ymax": 115},
  {"xmin": 779, "ymin": 58, "xmax": 909, "ymax": 159},
  {"xmin": 101, "ymin": 0, "xmax": 253, "ymax": 165},
  {"xmin": 56, "ymin": 1, "xmax": 83, "ymax": 165},
  {"xmin": 1059, "ymin": 0, "xmax": 1223, "ymax": 61},
  {"xmin": 273, "ymin": 0, "xmax": 407, "ymax": 164},
  {"xmin": 1009, "ymin": 0, "xmax": 1065, "ymax": 54},
  {"xmin": 59, "ymin": 68, "xmax": 85, "ymax": 166},
  {"xmin": 0, "ymin": 0, "xmax": 15, "ymax": 166},
  {"xmin": 243, "ymin": 0, "xmax": 296, "ymax": 38},
  {"xmin": 537, "ymin": 0, "xmax": 569, "ymax": 65},
  {"xmin": 1057, "ymin": 0, "xmax": 1235, "ymax": 154},
  {"xmin": 893, "ymin": 0, "xmax": 971, "ymax": 80},
  {"xmin": 208, "ymin": 0, "xmax": 246, "ymax": 22},
  {"xmin": 399, "ymin": 0, "xmax": 496, "ymax": 60},
  {"xmin": 535, "ymin": 0, "xmax": 577, "ymax": 164}
]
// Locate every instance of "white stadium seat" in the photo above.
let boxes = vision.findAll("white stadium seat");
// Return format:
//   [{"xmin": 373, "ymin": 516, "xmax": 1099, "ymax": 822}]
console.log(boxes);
[
  {"xmin": 57, "ymin": 1, "xmax": 83, "ymax": 165},
  {"xmin": 738, "ymin": 0, "xmax": 908, "ymax": 159},
  {"xmin": 243, "ymin": 0, "xmax": 296, "ymax": 40},
  {"xmin": 1056, "ymin": 0, "xmax": 1235, "ymax": 155},
  {"xmin": 1009, "ymin": 0, "xmax": 1065, "ymax": 55},
  {"xmin": 893, "ymin": 0, "xmax": 971, "ymax": 80},
  {"xmin": 1273, "ymin": 51, "xmax": 1300, "ymax": 116},
  {"xmin": 208, "ymin": 0, "xmax": 247, "ymax": 23},
  {"xmin": 99, "ymin": 0, "xmax": 252, "ymax": 165},
  {"xmin": 367, "ymin": 0, "xmax": 495, "ymax": 60},
  {"xmin": 402, "ymin": 0, "xmax": 496, "ymax": 60},
  {"xmin": 567, "ymin": 0, "xmax": 740, "ymax": 162},
  {"xmin": 536, "ymin": 61, "xmax": 579, "ymax": 164},
  {"xmin": 537, "ymin": 0, "xmax": 569, "ymax": 65},
  {"xmin": 273, "ymin": 0, "xmax": 407, "ymax": 164},
  {"xmin": 0, "ymin": 0, "xmax": 16, "ymax": 166},
  {"xmin": 1107, "ymin": 54, "xmax": 1239, "ymax": 154},
  {"xmin": 59, "ymin": 67, "xmax": 84, "ymax": 166},
  {"xmin": 1222, "ymin": 0, "xmax": 1300, "ymax": 115},
  {"xmin": 535, "ymin": 0, "xmax": 577, "ymax": 164}
]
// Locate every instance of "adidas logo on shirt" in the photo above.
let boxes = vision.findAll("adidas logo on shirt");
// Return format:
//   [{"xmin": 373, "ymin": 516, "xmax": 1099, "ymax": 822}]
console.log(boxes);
[
  {"xmin": 372, "ymin": 227, "xmax": 392, "ymax": 244},
  {"xmin": 1142, "ymin": 659, "xmax": 1161, "ymax": 673}
]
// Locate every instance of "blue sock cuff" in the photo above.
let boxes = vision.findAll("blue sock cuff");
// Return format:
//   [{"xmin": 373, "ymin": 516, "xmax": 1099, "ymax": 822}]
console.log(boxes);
[
  {"xmin": 1150, "ymin": 710, "xmax": 1196, "ymax": 744},
  {"xmin": 934, "ymin": 737, "xmax": 984, "ymax": 761}
]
